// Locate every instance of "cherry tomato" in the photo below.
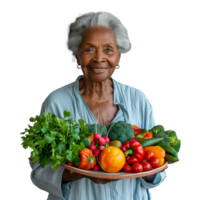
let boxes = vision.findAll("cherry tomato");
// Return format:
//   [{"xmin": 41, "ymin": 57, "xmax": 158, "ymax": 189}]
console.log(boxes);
[
  {"xmin": 123, "ymin": 163, "xmax": 132, "ymax": 173},
  {"xmin": 149, "ymin": 157, "xmax": 160, "ymax": 168},
  {"xmin": 132, "ymin": 163, "xmax": 143, "ymax": 173},
  {"xmin": 140, "ymin": 161, "xmax": 151, "ymax": 171},
  {"xmin": 144, "ymin": 151, "xmax": 154, "ymax": 161},
  {"xmin": 66, "ymin": 161, "xmax": 74, "ymax": 166},
  {"xmin": 140, "ymin": 160, "xmax": 147, "ymax": 164}
]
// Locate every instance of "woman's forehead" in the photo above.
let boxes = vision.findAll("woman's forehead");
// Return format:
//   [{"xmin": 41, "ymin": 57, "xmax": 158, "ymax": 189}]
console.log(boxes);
[{"xmin": 81, "ymin": 26, "xmax": 117, "ymax": 45}]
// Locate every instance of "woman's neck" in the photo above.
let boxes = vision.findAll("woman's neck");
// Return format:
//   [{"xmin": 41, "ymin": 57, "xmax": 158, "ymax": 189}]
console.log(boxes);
[{"xmin": 79, "ymin": 77, "xmax": 113, "ymax": 98}]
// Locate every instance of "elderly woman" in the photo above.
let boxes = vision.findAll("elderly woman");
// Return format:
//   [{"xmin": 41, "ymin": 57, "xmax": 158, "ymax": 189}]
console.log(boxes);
[{"xmin": 30, "ymin": 12, "xmax": 166, "ymax": 200}]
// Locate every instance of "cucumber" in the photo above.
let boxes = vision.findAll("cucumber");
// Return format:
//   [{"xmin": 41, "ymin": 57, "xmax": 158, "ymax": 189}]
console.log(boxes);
[
  {"xmin": 165, "ymin": 153, "xmax": 179, "ymax": 163},
  {"xmin": 139, "ymin": 138, "xmax": 163, "ymax": 148},
  {"xmin": 156, "ymin": 144, "xmax": 178, "ymax": 158}
]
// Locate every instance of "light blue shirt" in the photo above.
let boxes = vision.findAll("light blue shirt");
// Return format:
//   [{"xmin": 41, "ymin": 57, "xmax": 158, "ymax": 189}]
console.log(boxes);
[{"xmin": 29, "ymin": 75, "xmax": 166, "ymax": 200}]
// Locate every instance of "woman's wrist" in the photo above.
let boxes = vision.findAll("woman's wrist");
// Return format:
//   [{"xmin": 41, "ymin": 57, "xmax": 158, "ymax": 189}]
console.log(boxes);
[{"xmin": 142, "ymin": 174, "xmax": 156, "ymax": 182}]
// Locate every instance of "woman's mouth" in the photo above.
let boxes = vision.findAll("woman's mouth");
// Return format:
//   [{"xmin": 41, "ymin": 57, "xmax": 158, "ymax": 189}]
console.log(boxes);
[{"xmin": 90, "ymin": 68, "xmax": 107, "ymax": 73}]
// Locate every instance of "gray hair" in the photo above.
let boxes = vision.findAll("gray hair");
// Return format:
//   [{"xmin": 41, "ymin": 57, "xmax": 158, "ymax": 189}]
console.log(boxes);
[{"xmin": 67, "ymin": 12, "xmax": 131, "ymax": 56}]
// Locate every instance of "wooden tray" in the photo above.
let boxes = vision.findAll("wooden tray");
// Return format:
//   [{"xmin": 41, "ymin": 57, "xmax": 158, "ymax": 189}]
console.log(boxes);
[{"xmin": 60, "ymin": 162, "xmax": 168, "ymax": 180}]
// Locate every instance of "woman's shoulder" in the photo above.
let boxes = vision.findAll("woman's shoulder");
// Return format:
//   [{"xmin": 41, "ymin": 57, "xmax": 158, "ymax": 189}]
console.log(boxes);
[
  {"xmin": 113, "ymin": 78, "xmax": 148, "ymax": 101},
  {"xmin": 42, "ymin": 81, "xmax": 76, "ymax": 105}
]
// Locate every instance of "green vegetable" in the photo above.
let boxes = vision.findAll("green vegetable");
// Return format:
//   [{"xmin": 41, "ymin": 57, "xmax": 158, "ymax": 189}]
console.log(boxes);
[
  {"xmin": 149, "ymin": 125, "xmax": 181, "ymax": 154},
  {"xmin": 139, "ymin": 129, "xmax": 148, "ymax": 134},
  {"xmin": 109, "ymin": 140, "xmax": 122, "ymax": 148},
  {"xmin": 106, "ymin": 121, "xmax": 134, "ymax": 144},
  {"xmin": 165, "ymin": 153, "xmax": 179, "ymax": 163},
  {"xmin": 21, "ymin": 110, "xmax": 91, "ymax": 171},
  {"xmin": 156, "ymin": 143, "xmax": 178, "ymax": 158},
  {"xmin": 86, "ymin": 124, "xmax": 107, "ymax": 137},
  {"xmin": 148, "ymin": 125, "xmax": 165, "ymax": 135},
  {"xmin": 165, "ymin": 130, "xmax": 181, "ymax": 153},
  {"xmin": 139, "ymin": 138, "xmax": 163, "ymax": 148},
  {"xmin": 153, "ymin": 131, "xmax": 171, "ymax": 146}
]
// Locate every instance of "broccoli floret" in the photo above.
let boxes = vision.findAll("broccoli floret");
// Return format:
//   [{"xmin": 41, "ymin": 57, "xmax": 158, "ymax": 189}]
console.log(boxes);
[
  {"xmin": 167, "ymin": 129, "xmax": 183, "ymax": 153},
  {"xmin": 153, "ymin": 131, "xmax": 171, "ymax": 146},
  {"xmin": 148, "ymin": 125, "xmax": 165, "ymax": 135},
  {"xmin": 167, "ymin": 129, "xmax": 179, "ymax": 146},
  {"xmin": 172, "ymin": 138, "xmax": 183, "ymax": 153},
  {"xmin": 107, "ymin": 121, "xmax": 134, "ymax": 144}
]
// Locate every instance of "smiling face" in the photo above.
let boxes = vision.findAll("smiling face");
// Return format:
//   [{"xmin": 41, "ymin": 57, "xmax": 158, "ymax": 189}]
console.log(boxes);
[{"xmin": 75, "ymin": 26, "xmax": 121, "ymax": 82}]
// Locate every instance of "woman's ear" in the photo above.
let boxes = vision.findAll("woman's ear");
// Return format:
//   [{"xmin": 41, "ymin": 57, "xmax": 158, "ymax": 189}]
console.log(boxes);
[{"xmin": 73, "ymin": 54, "xmax": 81, "ymax": 72}]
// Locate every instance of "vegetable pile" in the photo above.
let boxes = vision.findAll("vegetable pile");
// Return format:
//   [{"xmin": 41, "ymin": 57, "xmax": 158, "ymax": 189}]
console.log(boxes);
[
  {"xmin": 149, "ymin": 125, "xmax": 181, "ymax": 153},
  {"xmin": 21, "ymin": 111, "xmax": 181, "ymax": 174}
]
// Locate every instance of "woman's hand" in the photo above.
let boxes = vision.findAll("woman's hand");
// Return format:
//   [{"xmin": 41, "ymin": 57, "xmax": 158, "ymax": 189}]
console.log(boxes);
[{"xmin": 85, "ymin": 176, "xmax": 119, "ymax": 184}]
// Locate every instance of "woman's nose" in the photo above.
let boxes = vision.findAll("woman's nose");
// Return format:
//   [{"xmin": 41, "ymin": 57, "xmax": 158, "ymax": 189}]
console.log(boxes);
[{"xmin": 94, "ymin": 50, "xmax": 105, "ymax": 63}]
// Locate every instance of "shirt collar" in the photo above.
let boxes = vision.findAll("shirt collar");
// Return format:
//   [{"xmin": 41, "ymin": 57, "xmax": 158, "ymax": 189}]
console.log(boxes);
[{"xmin": 75, "ymin": 75, "xmax": 125, "ymax": 108}]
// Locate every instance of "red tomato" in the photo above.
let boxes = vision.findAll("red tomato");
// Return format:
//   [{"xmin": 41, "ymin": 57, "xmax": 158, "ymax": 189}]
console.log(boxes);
[
  {"xmin": 149, "ymin": 157, "xmax": 160, "ymax": 168},
  {"xmin": 140, "ymin": 161, "xmax": 151, "ymax": 171},
  {"xmin": 66, "ymin": 161, "xmax": 74, "ymax": 166},
  {"xmin": 140, "ymin": 160, "xmax": 147, "ymax": 164},
  {"xmin": 123, "ymin": 163, "xmax": 132, "ymax": 173},
  {"xmin": 132, "ymin": 163, "xmax": 143, "ymax": 173},
  {"xmin": 144, "ymin": 151, "xmax": 154, "ymax": 161}
]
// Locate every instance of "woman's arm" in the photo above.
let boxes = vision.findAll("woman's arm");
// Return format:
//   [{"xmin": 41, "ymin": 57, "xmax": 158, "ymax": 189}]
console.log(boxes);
[
  {"xmin": 62, "ymin": 169, "xmax": 83, "ymax": 182},
  {"xmin": 142, "ymin": 174, "xmax": 157, "ymax": 182}
]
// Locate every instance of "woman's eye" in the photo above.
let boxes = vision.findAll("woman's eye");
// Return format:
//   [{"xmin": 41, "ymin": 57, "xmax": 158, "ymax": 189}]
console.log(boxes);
[
  {"xmin": 86, "ymin": 49, "xmax": 112, "ymax": 52},
  {"xmin": 86, "ymin": 49, "xmax": 91, "ymax": 51},
  {"xmin": 106, "ymin": 49, "xmax": 112, "ymax": 52}
]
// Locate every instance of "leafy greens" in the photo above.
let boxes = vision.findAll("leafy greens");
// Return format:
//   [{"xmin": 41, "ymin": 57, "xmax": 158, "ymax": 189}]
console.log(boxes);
[{"xmin": 21, "ymin": 110, "xmax": 91, "ymax": 171}]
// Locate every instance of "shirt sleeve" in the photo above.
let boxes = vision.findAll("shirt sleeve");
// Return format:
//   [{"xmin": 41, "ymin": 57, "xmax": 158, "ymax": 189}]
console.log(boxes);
[
  {"xmin": 144, "ymin": 99, "xmax": 155, "ymax": 130},
  {"xmin": 29, "ymin": 100, "xmax": 70, "ymax": 200},
  {"xmin": 29, "ymin": 160, "xmax": 66, "ymax": 199},
  {"xmin": 139, "ymin": 171, "xmax": 167, "ymax": 189}
]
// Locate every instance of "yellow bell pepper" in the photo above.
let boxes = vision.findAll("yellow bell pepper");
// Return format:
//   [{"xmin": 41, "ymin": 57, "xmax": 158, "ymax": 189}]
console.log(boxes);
[{"xmin": 144, "ymin": 146, "xmax": 165, "ymax": 167}]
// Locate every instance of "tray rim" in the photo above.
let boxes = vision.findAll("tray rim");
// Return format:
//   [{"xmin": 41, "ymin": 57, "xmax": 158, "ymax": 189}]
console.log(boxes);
[{"xmin": 60, "ymin": 162, "xmax": 168, "ymax": 180}]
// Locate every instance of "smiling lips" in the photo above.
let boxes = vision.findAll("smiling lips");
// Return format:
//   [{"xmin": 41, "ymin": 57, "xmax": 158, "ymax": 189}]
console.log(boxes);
[
  {"xmin": 91, "ymin": 67, "xmax": 107, "ymax": 69},
  {"xmin": 90, "ymin": 67, "xmax": 107, "ymax": 73},
  {"xmin": 92, "ymin": 68, "xmax": 106, "ymax": 71}
]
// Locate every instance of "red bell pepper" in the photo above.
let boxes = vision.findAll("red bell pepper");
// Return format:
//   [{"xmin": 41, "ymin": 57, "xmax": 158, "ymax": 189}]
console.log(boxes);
[{"xmin": 121, "ymin": 140, "xmax": 144, "ymax": 164}]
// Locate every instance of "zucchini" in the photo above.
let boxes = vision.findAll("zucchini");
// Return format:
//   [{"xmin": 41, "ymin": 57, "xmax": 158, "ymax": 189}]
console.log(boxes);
[
  {"xmin": 139, "ymin": 138, "xmax": 163, "ymax": 148},
  {"xmin": 165, "ymin": 153, "xmax": 179, "ymax": 163},
  {"xmin": 156, "ymin": 144, "xmax": 178, "ymax": 158}
]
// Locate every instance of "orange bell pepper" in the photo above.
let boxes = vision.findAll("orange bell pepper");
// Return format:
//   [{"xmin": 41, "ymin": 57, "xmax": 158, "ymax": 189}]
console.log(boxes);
[
  {"xmin": 77, "ymin": 148, "xmax": 96, "ymax": 170},
  {"xmin": 143, "ymin": 146, "xmax": 165, "ymax": 167}
]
